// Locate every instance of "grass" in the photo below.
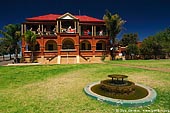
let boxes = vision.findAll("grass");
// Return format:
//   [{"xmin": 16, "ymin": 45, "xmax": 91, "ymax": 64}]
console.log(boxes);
[
  {"xmin": 0, "ymin": 60, "xmax": 170, "ymax": 113},
  {"xmin": 107, "ymin": 59, "xmax": 170, "ymax": 69}
]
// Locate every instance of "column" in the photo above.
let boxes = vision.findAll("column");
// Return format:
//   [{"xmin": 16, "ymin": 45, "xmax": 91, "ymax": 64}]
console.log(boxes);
[
  {"xmin": 56, "ymin": 21, "xmax": 58, "ymax": 33},
  {"xmin": 57, "ymin": 55, "xmax": 61, "ymax": 64},
  {"xmin": 94, "ymin": 26, "xmax": 96, "ymax": 36},
  {"xmin": 40, "ymin": 36, "xmax": 44, "ymax": 56},
  {"xmin": 77, "ymin": 21, "xmax": 79, "ymax": 33},
  {"xmin": 41, "ymin": 24, "xmax": 43, "ymax": 34},
  {"xmin": 74, "ymin": 21, "xmax": 77, "ymax": 33},
  {"xmin": 21, "ymin": 24, "xmax": 24, "ymax": 35},
  {"xmin": 79, "ymin": 25, "xmax": 81, "ymax": 36},
  {"xmin": 92, "ymin": 26, "xmax": 94, "ymax": 36},
  {"xmin": 57, "ymin": 34, "xmax": 61, "ymax": 64},
  {"xmin": 24, "ymin": 24, "xmax": 26, "ymax": 33},
  {"xmin": 21, "ymin": 35, "xmax": 26, "ymax": 60},
  {"xmin": 59, "ymin": 20, "xmax": 62, "ymax": 33},
  {"xmin": 92, "ymin": 37, "xmax": 96, "ymax": 57},
  {"xmin": 76, "ymin": 55, "xmax": 80, "ymax": 63}
]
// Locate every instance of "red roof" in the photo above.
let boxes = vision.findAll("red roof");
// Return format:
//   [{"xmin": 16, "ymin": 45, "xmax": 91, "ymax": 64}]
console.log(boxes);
[{"xmin": 26, "ymin": 14, "xmax": 104, "ymax": 23}]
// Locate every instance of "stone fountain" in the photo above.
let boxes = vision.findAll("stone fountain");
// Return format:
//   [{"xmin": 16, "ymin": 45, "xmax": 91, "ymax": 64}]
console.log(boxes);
[{"xmin": 84, "ymin": 74, "xmax": 157, "ymax": 107}]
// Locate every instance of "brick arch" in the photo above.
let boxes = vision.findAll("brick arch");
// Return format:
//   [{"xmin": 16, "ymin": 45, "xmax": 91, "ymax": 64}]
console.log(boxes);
[
  {"xmin": 96, "ymin": 39, "xmax": 107, "ymax": 44},
  {"xmin": 80, "ymin": 40, "xmax": 91, "ymax": 50},
  {"xmin": 45, "ymin": 40, "xmax": 57, "ymax": 51},
  {"xmin": 27, "ymin": 41, "xmax": 40, "ymax": 51},
  {"xmin": 44, "ymin": 39, "xmax": 57, "ymax": 46},
  {"xmin": 80, "ymin": 39, "xmax": 92, "ymax": 44},
  {"xmin": 96, "ymin": 40, "xmax": 106, "ymax": 50},
  {"xmin": 62, "ymin": 38, "xmax": 75, "ymax": 49},
  {"xmin": 36, "ymin": 40, "xmax": 41, "ymax": 45},
  {"xmin": 35, "ymin": 41, "xmax": 40, "ymax": 51}
]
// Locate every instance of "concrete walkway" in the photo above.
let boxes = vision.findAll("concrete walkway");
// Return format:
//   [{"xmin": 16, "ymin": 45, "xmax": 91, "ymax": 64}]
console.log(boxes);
[{"xmin": 0, "ymin": 60, "xmax": 14, "ymax": 66}]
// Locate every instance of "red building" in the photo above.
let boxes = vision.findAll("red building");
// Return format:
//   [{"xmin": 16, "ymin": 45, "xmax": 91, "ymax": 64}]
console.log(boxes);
[{"xmin": 21, "ymin": 12, "xmax": 111, "ymax": 64}]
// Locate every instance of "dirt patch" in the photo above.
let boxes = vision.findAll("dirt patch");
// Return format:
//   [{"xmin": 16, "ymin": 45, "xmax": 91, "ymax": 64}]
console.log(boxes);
[{"xmin": 112, "ymin": 64, "xmax": 170, "ymax": 73}]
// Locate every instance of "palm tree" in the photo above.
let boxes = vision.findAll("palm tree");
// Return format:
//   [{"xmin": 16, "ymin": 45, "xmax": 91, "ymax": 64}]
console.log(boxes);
[
  {"xmin": 24, "ymin": 30, "xmax": 37, "ymax": 62},
  {"xmin": 0, "ymin": 24, "xmax": 21, "ymax": 62},
  {"xmin": 103, "ymin": 10, "xmax": 125, "ymax": 59}
]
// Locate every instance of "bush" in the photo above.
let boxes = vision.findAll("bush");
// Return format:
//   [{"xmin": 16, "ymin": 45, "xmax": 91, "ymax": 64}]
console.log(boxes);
[{"xmin": 101, "ymin": 54, "xmax": 106, "ymax": 61}]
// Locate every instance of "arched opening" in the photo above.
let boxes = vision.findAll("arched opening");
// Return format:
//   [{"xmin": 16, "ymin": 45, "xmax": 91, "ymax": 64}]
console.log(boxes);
[
  {"xmin": 26, "ymin": 42, "xmax": 40, "ymax": 51},
  {"xmin": 96, "ymin": 40, "xmax": 106, "ymax": 50},
  {"xmin": 35, "ymin": 42, "xmax": 40, "ymax": 51},
  {"xmin": 45, "ymin": 40, "xmax": 57, "ymax": 51},
  {"xmin": 62, "ymin": 39, "xmax": 75, "ymax": 49},
  {"xmin": 80, "ymin": 40, "xmax": 91, "ymax": 50}
]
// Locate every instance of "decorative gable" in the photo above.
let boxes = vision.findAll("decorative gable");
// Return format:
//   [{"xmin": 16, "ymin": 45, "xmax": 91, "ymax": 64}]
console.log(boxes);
[{"xmin": 58, "ymin": 12, "xmax": 78, "ymax": 20}]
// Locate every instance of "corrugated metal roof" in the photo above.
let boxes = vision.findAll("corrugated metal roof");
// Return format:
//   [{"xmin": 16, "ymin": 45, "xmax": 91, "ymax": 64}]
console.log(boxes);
[{"xmin": 26, "ymin": 13, "xmax": 104, "ymax": 23}]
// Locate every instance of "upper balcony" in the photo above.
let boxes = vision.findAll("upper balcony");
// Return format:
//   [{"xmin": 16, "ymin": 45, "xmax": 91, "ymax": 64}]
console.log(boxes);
[
  {"xmin": 80, "ymin": 25, "xmax": 108, "ymax": 37},
  {"xmin": 22, "ymin": 23, "xmax": 108, "ymax": 38},
  {"xmin": 22, "ymin": 12, "xmax": 108, "ymax": 37},
  {"xmin": 22, "ymin": 14, "xmax": 107, "ymax": 37}
]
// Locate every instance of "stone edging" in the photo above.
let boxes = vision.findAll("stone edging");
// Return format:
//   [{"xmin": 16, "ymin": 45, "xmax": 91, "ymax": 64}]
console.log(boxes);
[{"xmin": 84, "ymin": 82, "xmax": 157, "ymax": 107}]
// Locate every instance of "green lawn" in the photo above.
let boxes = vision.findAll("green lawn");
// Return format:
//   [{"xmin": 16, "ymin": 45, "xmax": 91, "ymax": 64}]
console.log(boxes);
[{"xmin": 0, "ymin": 60, "xmax": 170, "ymax": 113}]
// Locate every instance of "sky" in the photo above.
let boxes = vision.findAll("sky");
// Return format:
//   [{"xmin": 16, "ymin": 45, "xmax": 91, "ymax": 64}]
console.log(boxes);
[{"xmin": 0, "ymin": 0, "xmax": 170, "ymax": 40}]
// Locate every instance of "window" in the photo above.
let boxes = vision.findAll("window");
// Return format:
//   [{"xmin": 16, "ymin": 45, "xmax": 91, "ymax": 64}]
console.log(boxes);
[
  {"xmin": 80, "ymin": 41, "xmax": 91, "ymax": 50},
  {"xmin": 45, "ymin": 40, "xmax": 57, "ymax": 51},
  {"xmin": 62, "ymin": 40, "xmax": 75, "ymax": 49},
  {"xmin": 48, "ymin": 44, "xmax": 54, "ymax": 50},
  {"xmin": 35, "ymin": 43, "xmax": 40, "ymax": 51},
  {"xmin": 88, "ymin": 44, "xmax": 91, "ymax": 50},
  {"xmin": 82, "ymin": 43, "xmax": 86, "ymax": 50},
  {"xmin": 96, "ymin": 43, "xmax": 103, "ymax": 50},
  {"xmin": 96, "ymin": 41, "xmax": 106, "ymax": 50}
]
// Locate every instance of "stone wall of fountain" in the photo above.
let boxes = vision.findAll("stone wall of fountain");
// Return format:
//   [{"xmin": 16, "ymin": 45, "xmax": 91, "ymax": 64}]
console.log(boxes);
[
  {"xmin": 100, "ymin": 79, "xmax": 135, "ymax": 95},
  {"xmin": 84, "ymin": 74, "xmax": 157, "ymax": 107}
]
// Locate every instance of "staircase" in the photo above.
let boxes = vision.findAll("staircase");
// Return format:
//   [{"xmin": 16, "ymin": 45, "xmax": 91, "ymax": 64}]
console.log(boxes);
[
  {"xmin": 46, "ymin": 55, "xmax": 58, "ymax": 64},
  {"xmin": 80, "ymin": 55, "xmax": 91, "ymax": 63}
]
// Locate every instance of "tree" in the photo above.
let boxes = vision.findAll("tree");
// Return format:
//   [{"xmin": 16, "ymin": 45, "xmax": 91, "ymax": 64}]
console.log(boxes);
[
  {"xmin": 120, "ymin": 33, "xmax": 138, "ymax": 46},
  {"xmin": 155, "ymin": 28, "xmax": 170, "ymax": 58},
  {"xmin": 140, "ymin": 36, "xmax": 162, "ymax": 59},
  {"xmin": 126, "ymin": 44, "xmax": 139, "ymax": 59},
  {"xmin": 140, "ymin": 38, "xmax": 152, "ymax": 59},
  {"xmin": 24, "ymin": 30, "xmax": 37, "ymax": 62},
  {"xmin": 0, "ymin": 24, "xmax": 21, "ymax": 62},
  {"xmin": 103, "ymin": 10, "xmax": 126, "ymax": 59},
  {"xmin": 0, "ymin": 38, "xmax": 8, "ymax": 60}
]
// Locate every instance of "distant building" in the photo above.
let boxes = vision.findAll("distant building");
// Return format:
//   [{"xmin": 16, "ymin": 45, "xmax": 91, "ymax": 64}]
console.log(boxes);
[{"xmin": 21, "ymin": 12, "xmax": 111, "ymax": 64}]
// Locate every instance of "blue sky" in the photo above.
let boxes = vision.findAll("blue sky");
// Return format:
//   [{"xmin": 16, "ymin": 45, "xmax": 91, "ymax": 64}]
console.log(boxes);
[{"xmin": 0, "ymin": 0, "xmax": 170, "ymax": 40}]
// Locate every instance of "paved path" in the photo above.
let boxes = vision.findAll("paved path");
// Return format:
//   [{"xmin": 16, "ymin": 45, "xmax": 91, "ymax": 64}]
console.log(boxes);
[
  {"xmin": 0, "ymin": 60, "xmax": 13, "ymax": 66},
  {"xmin": 112, "ymin": 64, "xmax": 170, "ymax": 73}
]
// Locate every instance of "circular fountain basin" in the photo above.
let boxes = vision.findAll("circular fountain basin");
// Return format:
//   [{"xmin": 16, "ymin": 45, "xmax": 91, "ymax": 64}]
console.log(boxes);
[{"xmin": 84, "ymin": 81, "xmax": 157, "ymax": 107}]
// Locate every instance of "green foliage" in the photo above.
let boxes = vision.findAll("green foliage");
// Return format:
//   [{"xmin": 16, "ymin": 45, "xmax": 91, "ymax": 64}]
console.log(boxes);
[
  {"xmin": 103, "ymin": 10, "xmax": 125, "ymax": 43},
  {"xmin": 0, "ymin": 38, "xmax": 9, "ymax": 55},
  {"xmin": 103, "ymin": 10, "xmax": 126, "ymax": 59},
  {"xmin": 120, "ymin": 33, "xmax": 138, "ymax": 46},
  {"xmin": 24, "ymin": 30, "xmax": 38, "ymax": 62},
  {"xmin": 155, "ymin": 28, "xmax": 170, "ymax": 58},
  {"xmin": 140, "ymin": 34, "xmax": 164, "ymax": 59},
  {"xmin": 24, "ymin": 30, "xmax": 37, "ymax": 50},
  {"xmin": 0, "ymin": 24, "xmax": 21, "ymax": 59},
  {"xmin": 127, "ymin": 44, "xmax": 139, "ymax": 57},
  {"xmin": 101, "ymin": 54, "xmax": 106, "ymax": 61},
  {"xmin": 139, "ymin": 27, "xmax": 170, "ymax": 59}
]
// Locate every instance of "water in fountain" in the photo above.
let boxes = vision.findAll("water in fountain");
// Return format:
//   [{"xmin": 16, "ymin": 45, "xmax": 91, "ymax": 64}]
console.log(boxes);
[{"xmin": 91, "ymin": 74, "xmax": 148, "ymax": 100}]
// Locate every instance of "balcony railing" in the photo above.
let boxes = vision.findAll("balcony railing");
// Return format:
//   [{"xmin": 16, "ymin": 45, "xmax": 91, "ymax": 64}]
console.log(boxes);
[{"xmin": 96, "ymin": 31, "xmax": 107, "ymax": 36}]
